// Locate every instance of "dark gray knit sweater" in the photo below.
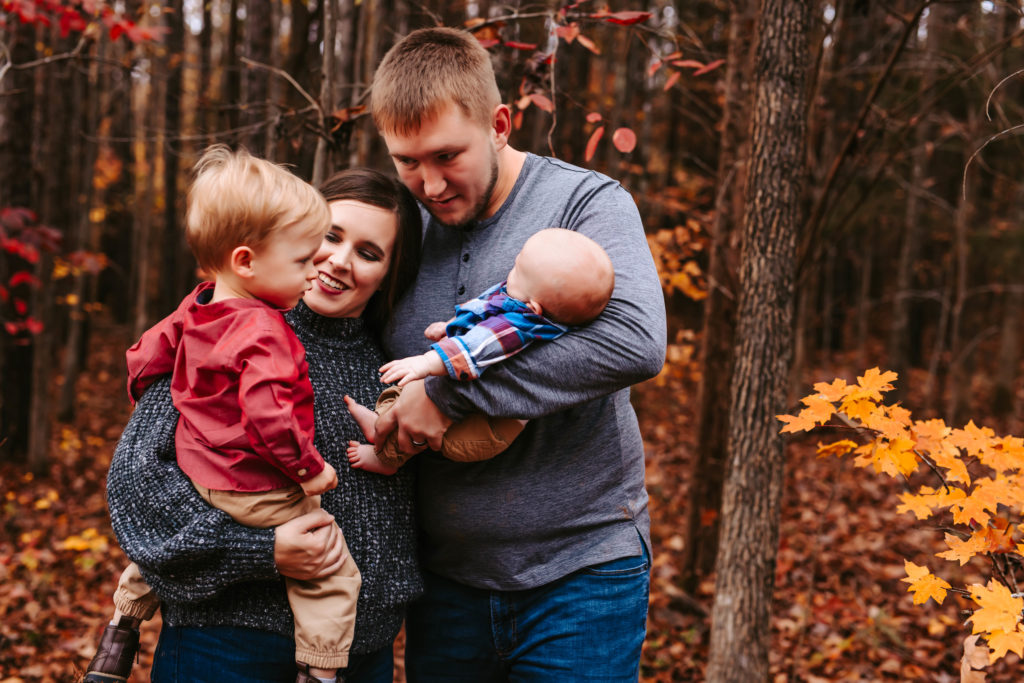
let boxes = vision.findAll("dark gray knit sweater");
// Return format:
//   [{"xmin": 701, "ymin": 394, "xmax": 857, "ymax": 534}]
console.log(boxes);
[{"xmin": 106, "ymin": 300, "xmax": 422, "ymax": 654}]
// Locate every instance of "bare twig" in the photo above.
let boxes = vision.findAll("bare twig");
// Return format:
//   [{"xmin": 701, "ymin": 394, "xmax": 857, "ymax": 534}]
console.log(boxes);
[{"xmin": 240, "ymin": 57, "xmax": 323, "ymax": 119}]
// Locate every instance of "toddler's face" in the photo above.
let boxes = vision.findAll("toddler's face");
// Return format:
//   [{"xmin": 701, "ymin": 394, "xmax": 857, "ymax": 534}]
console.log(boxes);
[{"xmin": 246, "ymin": 221, "xmax": 324, "ymax": 309}]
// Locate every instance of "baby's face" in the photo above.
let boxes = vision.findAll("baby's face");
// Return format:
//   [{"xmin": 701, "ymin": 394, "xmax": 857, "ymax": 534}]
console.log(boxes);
[{"xmin": 504, "ymin": 250, "xmax": 543, "ymax": 305}]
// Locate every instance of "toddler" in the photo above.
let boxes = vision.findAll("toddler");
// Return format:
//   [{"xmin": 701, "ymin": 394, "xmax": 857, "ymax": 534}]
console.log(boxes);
[
  {"xmin": 84, "ymin": 146, "xmax": 357, "ymax": 683},
  {"xmin": 346, "ymin": 228, "xmax": 614, "ymax": 474}
]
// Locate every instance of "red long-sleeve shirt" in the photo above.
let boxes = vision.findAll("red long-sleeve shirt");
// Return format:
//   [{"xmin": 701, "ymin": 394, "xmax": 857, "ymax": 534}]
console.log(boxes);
[{"xmin": 126, "ymin": 282, "xmax": 325, "ymax": 492}]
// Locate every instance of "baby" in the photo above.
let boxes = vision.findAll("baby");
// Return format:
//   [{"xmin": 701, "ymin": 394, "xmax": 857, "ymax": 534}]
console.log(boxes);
[{"xmin": 345, "ymin": 228, "xmax": 615, "ymax": 474}]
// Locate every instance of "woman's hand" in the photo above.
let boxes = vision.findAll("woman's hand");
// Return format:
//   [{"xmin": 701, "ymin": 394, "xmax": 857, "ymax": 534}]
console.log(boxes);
[{"xmin": 273, "ymin": 509, "xmax": 348, "ymax": 581}]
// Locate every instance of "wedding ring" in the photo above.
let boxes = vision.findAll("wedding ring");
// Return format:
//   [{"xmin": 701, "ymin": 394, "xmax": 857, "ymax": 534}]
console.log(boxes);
[{"xmin": 411, "ymin": 438, "xmax": 427, "ymax": 447}]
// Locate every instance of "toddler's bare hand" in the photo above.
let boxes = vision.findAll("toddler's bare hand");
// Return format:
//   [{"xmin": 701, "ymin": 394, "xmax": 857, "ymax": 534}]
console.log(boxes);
[
  {"xmin": 424, "ymin": 321, "xmax": 448, "ymax": 341},
  {"xmin": 301, "ymin": 462, "xmax": 337, "ymax": 496},
  {"xmin": 380, "ymin": 352, "xmax": 446, "ymax": 386}
]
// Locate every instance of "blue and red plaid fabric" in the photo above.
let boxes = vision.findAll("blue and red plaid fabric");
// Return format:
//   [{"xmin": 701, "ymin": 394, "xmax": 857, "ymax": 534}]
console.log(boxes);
[{"xmin": 431, "ymin": 282, "xmax": 569, "ymax": 381}]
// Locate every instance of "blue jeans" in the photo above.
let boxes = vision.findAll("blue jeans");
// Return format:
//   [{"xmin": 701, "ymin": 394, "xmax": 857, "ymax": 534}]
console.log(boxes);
[
  {"xmin": 405, "ymin": 544, "xmax": 650, "ymax": 682},
  {"xmin": 151, "ymin": 624, "xmax": 393, "ymax": 682}
]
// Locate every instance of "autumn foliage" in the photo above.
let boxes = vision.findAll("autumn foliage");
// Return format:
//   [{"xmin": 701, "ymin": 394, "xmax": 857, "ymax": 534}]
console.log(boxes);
[{"xmin": 780, "ymin": 368, "xmax": 1024, "ymax": 667}]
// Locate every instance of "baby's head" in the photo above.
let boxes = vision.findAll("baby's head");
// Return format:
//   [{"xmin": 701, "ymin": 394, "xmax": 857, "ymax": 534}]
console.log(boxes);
[
  {"xmin": 505, "ymin": 228, "xmax": 614, "ymax": 326},
  {"xmin": 185, "ymin": 145, "xmax": 330, "ymax": 308}
]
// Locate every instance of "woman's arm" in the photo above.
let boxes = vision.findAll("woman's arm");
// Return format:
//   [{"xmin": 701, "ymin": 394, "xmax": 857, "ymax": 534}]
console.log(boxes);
[{"xmin": 106, "ymin": 377, "xmax": 281, "ymax": 602}]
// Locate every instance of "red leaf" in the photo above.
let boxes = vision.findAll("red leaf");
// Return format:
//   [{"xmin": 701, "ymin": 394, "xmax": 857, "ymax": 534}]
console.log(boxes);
[
  {"xmin": 4, "ymin": 322, "xmax": 20, "ymax": 336},
  {"xmin": 0, "ymin": 285, "xmax": 7, "ymax": 301},
  {"xmin": 594, "ymin": 10, "xmax": 651, "ymax": 25},
  {"xmin": 663, "ymin": 51, "xmax": 683, "ymax": 61},
  {"xmin": 8, "ymin": 271, "xmax": 37, "ymax": 288},
  {"xmin": 505, "ymin": 41, "xmax": 537, "ymax": 51},
  {"xmin": 25, "ymin": 317, "xmax": 43, "ymax": 335},
  {"xmin": 585, "ymin": 126, "xmax": 604, "ymax": 162},
  {"xmin": 528, "ymin": 92, "xmax": 554, "ymax": 113},
  {"xmin": 663, "ymin": 70, "xmax": 681, "ymax": 91},
  {"xmin": 647, "ymin": 59, "xmax": 663, "ymax": 79},
  {"xmin": 612, "ymin": 127, "xmax": 637, "ymax": 154},
  {"xmin": 586, "ymin": 112, "xmax": 603, "ymax": 123},
  {"xmin": 513, "ymin": 110, "xmax": 523, "ymax": 130},
  {"xmin": 672, "ymin": 59, "xmax": 705, "ymax": 69},
  {"xmin": 693, "ymin": 59, "xmax": 725, "ymax": 76},
  {"xmin": 109, "ymin": 22, "xmax": 125, "ymax": 41},
  {"xmin": 14, "ymin": 299, "xmax": 27, "ymax": 315},
  {"xmin": 59, "ymin": 8, "xmax": 86, "ymax": 38},
  {"xmin": 476, "ymin": 37, "xmax": 500, "ymax": 49}
]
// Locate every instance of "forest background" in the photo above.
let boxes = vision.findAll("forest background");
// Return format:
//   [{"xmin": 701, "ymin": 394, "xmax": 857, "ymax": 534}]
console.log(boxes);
[{"xmin": 3, "ymin": 0, "xmax": 1024, "ymax": 681}]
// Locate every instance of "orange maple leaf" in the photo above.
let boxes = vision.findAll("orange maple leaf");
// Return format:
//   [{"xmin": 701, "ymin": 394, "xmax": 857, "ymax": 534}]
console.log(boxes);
[
  {"xmin": 799, "ymin": 393, "xmax": 835, "ymax": 424},
  {"xmin": 950, "ymin": 420, "xmax": 996, "ymax": 458},
  {"xmin": 968, "ymin": 580, "xmax": 1023, "ymax": 635},
  {"xmin": 855, "ymin": 367, "xmax": 898, "ymax": 400},
  {"xmin": 937, "ymin": 531, "xmax": 988, "ymax": 566},
  {"xmin": 913, "ymin": 418, "xmax": 951, "ymax": 453},
  {"xmin": 812, "ymin": 378, "xmax": 851, "ymax": 402},
  {"xmin": 952, "ymin": 492, "xmax": 993, "ymax": 527},
  {"xmin": 986, "ymin": 630, "xmax": 1024, "ymax": 662},
  {"xmin": 902, "ymin": 560, "xmax": 950, "ymax": 605},
  {"xmin": 863, "ymin": 408, "xmax": 911, "ymax": 441},
  {"xmin": 897, "ymin": 491, "xmax": 934, "ymax": 520},
  {"xmin": 778, "ymin": 412, "xmax": 815, "ymax": 434},
  {"xmin": 840, "ymin": 397, "xmax": 877, "ymax": 423},
  {"xmin": 856, "ymin": 437, "xmax": 917, "ymax": 478},
  {"xmin": 983, "ymin": 435, "xmax": 1024, "ymax": 474},
  {"xmin": 928, "ymin": 440, "xmax": 972, "ymax": 486},
  {"xmin": 816, "ymin": 440, "xmax": 858, "ymax": 458}
]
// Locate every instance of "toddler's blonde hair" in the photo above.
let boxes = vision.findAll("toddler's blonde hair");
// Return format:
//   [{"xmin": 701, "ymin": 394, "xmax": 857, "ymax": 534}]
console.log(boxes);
[{"xmin": 185, "ymin": 145, "xmax": 329, "ymax": 273}]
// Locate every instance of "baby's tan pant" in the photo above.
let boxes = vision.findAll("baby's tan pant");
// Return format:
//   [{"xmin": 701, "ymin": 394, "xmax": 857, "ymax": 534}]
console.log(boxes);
[
  {"xmin": 374, "ymin": 386, "xmax": 525, "ymax": 469},
  {"xmin": 193, "ymin": 484, "xmax": 360, "ymax": 670}
]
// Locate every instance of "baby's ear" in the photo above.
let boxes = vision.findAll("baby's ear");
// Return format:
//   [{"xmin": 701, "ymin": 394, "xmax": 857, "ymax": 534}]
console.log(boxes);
[
  {"xmin": 525, "ymin": 299, "xmax": 543, "ymax": 317},
  {"xmin": 229, "ymin": 246, "xmax": 256, "ymax": 278}
]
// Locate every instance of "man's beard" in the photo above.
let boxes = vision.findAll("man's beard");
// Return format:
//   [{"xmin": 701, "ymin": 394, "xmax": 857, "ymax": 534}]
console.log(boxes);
[{"xmin": 430, "ymin": 153, "xmax": 500, "ymax": 229}]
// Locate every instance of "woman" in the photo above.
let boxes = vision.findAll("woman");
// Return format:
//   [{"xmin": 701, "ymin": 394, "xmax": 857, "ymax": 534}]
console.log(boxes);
[{"xmin": 103, "ymin": 169, "xmax": 424, "ymax": 682}]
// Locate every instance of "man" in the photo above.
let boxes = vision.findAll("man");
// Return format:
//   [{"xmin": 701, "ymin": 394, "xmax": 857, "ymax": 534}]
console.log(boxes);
[{"xmin": 371, "ymin": 27, "xmax": 666, "ymax": 681}]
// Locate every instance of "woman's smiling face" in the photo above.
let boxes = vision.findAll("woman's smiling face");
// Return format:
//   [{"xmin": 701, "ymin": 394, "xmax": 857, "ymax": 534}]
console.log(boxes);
[{"xmin": 302, "ymin": 199, "xmax": 398, "ymax": 319}]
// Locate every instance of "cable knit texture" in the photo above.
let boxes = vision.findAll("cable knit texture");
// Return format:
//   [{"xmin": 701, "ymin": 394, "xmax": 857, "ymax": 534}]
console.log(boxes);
[{"xmin": 106, "ymin": 300, "xmax": 422, "ymax": 654}]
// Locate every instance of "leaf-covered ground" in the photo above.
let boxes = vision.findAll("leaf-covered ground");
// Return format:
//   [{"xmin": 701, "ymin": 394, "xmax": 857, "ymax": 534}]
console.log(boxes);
[{"xmin": 0, "ymin": 327, "xmax": 1019, "ymax": 681}]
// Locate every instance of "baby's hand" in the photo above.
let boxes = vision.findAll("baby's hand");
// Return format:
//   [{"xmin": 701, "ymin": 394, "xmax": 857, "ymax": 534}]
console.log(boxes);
[
  {"xmin": 380, "ymin": 351, "xmax": 446, "ymax": 386},
  {"xmin": 424, "ymin": 321, "xmax": 448, "ymax": 341},
  {"xmin": 301, "ymin": 462, "xmax": 338, "ymax": 496}
]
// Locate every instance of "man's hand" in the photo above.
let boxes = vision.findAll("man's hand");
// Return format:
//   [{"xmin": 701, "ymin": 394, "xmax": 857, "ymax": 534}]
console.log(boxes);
[
  {"xmin": 373, "ymin": 379, "xmax": 453, "ymax": 453},
  {"xmin": 300, "ymin": 462, "xmax": 338, "ymax": 496},
  {"xmin": 379, "ymin": 351, "xmax": 445, "ymax": 386},
  {"xmin": 274, "ymin": 508, "xmax": 348, "ymax": 581}
]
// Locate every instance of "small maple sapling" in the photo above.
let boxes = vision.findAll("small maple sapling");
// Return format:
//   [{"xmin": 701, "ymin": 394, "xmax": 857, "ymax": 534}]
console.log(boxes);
[{"xmin": 779, "ymin": 368, "xmax": 1024, "ymax": 665}]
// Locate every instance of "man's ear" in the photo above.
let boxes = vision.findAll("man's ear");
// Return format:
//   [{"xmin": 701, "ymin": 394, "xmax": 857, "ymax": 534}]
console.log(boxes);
[
  {"xmin": 491, "ymin": 104, "xmax": 512, "ymax": 149},
  {"xmin": 229, "ymin": 246, "xmax": 256, "ymax": 279}
]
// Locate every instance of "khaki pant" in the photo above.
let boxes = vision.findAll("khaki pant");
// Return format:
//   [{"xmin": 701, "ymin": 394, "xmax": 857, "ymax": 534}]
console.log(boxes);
[
  {"xmin": 114, "ymin": 484, "xmax": 360, "ymax": 670},
  {"xmin": 373, "ymin": 386, "xmax": 525, "ymax": 469}
]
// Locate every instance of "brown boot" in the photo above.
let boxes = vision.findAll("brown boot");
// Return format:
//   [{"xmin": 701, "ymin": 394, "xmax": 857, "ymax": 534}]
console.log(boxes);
[{"xmin": 82, "ymin": 618, "xmax": 140, "ymax": 682}]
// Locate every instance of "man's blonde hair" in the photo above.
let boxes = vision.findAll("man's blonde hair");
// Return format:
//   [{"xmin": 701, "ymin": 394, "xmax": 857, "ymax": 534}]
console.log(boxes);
[
  {"xmin": 185, "ymin": 145, "xmax": 329, "ymax": 273},
  {"xmin": 371, "ymin": 27, "xmax": 502, "ymax": 135}
]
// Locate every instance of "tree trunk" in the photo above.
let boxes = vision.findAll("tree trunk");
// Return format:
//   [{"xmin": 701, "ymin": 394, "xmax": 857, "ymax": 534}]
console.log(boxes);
[
  {"xmin": 707, "ymin": 0, "xmax": 809, "ymax": 680},
  {"xmin": 313, "ymin": 0, "xmax": 338, "ymax": 185},
  {"xmin": 57, "ymin": 45, "xmax": 101, "ymax": 422},
  {"xmin": 683, "ymin": 0, "xmax": 753, "ymax": 595}
]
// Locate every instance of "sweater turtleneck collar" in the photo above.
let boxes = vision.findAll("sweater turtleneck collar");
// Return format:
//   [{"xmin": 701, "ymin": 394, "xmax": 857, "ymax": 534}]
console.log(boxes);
[{"xmin": 286, "ymin": 300, "xmax": 367, "ymax": 344}]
